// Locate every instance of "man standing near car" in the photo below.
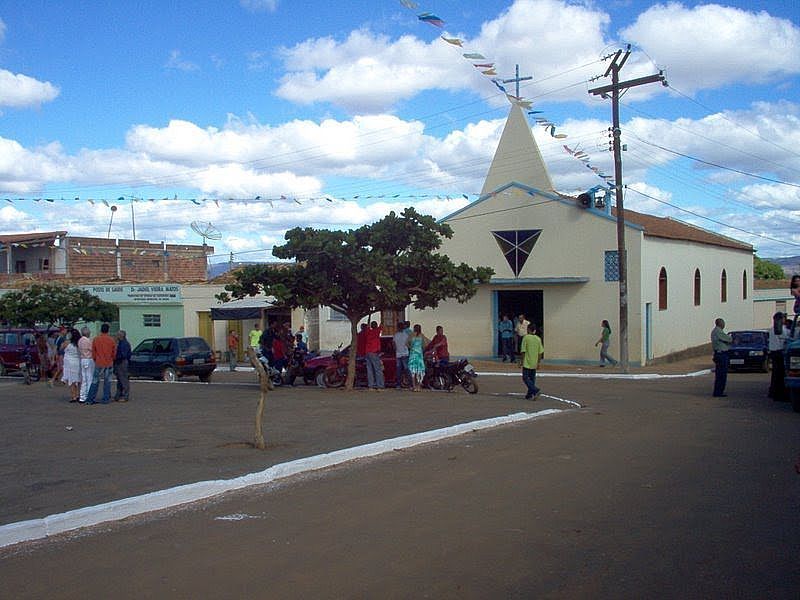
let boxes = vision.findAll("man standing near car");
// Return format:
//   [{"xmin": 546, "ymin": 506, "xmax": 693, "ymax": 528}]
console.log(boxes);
[
  {"xmin": 364, "ymin": 320, "xmax": 384, "ymax": 390},
  {"xmin": 393, "ymin": 321, "xmax": 410, "ymax": 388},
  {"xmin": 113, "ymin": 330, "xmax": 132, "ymax": 402},
  {"xmin": 711, "ymin": 317, "xmax": 732, "ymax": 397},
  {"xmin": 78, "ymin": 327, "xmax": 94, "ymax": 403},
  {"xmin": 86, "ymin": 323, "xmax": 116, "ymax": 405}
]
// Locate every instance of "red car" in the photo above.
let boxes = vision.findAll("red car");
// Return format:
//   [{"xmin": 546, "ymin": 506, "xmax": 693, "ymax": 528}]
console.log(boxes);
[
  {"xmin": 303, "ymin": 336, "xmax": 400, "ymax": 387},
  {"xmin": 0, "ymin": 329, "xmax": 44, "ymax": 376}
]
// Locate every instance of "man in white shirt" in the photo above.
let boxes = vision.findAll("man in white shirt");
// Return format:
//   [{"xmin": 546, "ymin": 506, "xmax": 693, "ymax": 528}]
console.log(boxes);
[
  {"xmin": 78, "ymin": 327, "xmax": 94, "ymax": 403},
  {"xmin": 393, "ymin": 321, "xmax": 410, "ymax": 388},
  {"xmin": 514, "ymin": 314, "xmax": 530, "ymax": 363}
]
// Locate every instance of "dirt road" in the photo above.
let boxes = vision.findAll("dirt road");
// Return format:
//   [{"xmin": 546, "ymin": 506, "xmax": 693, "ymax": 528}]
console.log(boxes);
[{"xmin": 1, "ymin": 369, "xmax": 798, "ymax": 598}]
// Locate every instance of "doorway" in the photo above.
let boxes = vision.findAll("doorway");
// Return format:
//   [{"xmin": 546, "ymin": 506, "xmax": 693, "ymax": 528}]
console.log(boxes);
[{"xmin": 495, "ymin": 290, "xmax": 544, "ymax": 353}]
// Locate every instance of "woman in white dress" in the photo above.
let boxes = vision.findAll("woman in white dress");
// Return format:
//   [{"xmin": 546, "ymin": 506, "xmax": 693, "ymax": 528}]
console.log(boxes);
[{"xmin": 61, "ymin": 329, "xmax": 82, "ymax": 402}]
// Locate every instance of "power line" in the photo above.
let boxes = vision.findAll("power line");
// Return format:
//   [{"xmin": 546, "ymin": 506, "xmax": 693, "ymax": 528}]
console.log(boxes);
[
  {"xmin": 626, "ymin": 187, "xmax": 800, "ymax": 249},
  {"xmin": 632, "ymin": 137, "xmax": 800, "ymax": 189}
]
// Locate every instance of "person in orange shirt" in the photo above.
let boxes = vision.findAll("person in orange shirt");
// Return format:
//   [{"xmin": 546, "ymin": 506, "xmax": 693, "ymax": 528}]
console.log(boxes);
[
  {"xmin": 86, "ymin": 323, "xmax": 117, "ymax": 405},
  {"xmin": 227, "ymin": 330, "xmax": 239, "ymax": 372}
]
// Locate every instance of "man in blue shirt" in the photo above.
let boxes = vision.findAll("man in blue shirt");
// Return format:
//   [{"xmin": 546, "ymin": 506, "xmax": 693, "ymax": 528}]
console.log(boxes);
[
  {"xmin": 113, "ymin": 330, "xmax": 132, "ymax": 402},
  {"xmin": 498, "ymin": 314, "xmax": 514, "ymax": 362}
]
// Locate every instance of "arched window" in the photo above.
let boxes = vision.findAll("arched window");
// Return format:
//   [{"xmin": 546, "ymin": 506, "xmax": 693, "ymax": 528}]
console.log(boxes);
[
  {"xmin": 721, "ymin": 269, "xmax": 727, "ymax": 303},
  {"xmin": 658, "ymin": 267, "xmax": 668, "ymax": 310},
  {"xmin": 742, "ymin": 270, "xmax": 748, "ymax": 300},
  {"xmin": 694, "ymin": 269, "xmax": 701, "ymax": 306}
]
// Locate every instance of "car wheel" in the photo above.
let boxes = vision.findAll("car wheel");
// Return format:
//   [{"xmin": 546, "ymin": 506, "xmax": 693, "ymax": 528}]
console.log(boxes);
[
  {"xmin": 308, "ymin": 367, "xmax": 325, "ymax": 387},
  {"xmin": 199, "ymin": 372, "xmax": 212, "ymax": 383},
  {"xmin": 323, "ymin": 368, "xmax": 346, "ymax": 388},
  {"xmin": 0, "ymin": 362, "xmax": 6, "ymax": 377},
  {"xmin": 316, "ymin": 371, "xmax": 326, "ymax": 387},
  {"xmin": 162, "ymin": 367, "xmax": 178, "ymax": 382}
]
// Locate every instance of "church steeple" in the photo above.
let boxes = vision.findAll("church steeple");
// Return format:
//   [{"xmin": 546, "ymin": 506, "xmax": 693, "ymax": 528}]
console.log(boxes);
[{"xmin": 480, "ymin": 102, "xmax": 554, "ymax": 195}]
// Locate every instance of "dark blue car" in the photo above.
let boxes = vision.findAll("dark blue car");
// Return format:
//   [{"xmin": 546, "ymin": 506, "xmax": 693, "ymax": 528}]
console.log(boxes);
[
  {"xmin": 129, "ymin": 336, "xmax": 216, "ymax": 382},
  {"xmin": 728, "ymin": 330, "xmax": 769, "ymax": 373}
]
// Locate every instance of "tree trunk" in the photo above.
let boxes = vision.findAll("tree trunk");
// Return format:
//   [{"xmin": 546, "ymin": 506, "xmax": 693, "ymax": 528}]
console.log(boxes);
[
  {"xmin": 246, "ymin": 347, "xmax": 271, "ymax": 450},
  {"xmin": 345, "ymin": 318, "xmax": 358, "ymax": 390}
]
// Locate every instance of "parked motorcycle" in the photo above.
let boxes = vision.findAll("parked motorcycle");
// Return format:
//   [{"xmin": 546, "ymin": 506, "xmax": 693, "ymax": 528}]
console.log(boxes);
[
  {"xmin": 434, "ymin": 358, "xmax": 478, "ymax": 394},
  {"xmin": 19, "ymin": 346, "xmax": 40, "ymax": 385},
  {"xmin": 441, "ymin": 358, "xmax": 479, "ymax": 393},
  {"xmin": 322, "ymin": 348, "xmax": 348, "ymax": 388},
  {"xmin": 256, "ymin": 349, "xmax": 284, "ymax": 387}
]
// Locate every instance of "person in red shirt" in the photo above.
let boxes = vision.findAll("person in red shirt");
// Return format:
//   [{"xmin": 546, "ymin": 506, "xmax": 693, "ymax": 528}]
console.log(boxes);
[
  {"xmin": 426, "ymin": 325, "xmax": 450, "ymax": 367},
  {"xmin": 356, "ymin": 323, "xmax": 368, "ymax": 358},
  {"xmin": 364, "ymin": 321, "xmax": 384, "ymax": 390},
  {"xmin": 86, "ymin": 323, "xmax": 117, "ymax": 404},
  {"xmin": 272, "ymin": 335, "xmax": 287, "ymax": 371}
]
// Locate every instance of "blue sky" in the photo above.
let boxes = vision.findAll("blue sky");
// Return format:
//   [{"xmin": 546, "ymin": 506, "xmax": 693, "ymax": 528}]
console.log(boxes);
[{"xmin": 0, "ymin": 0, "xmax": 798, "ymax": 263}]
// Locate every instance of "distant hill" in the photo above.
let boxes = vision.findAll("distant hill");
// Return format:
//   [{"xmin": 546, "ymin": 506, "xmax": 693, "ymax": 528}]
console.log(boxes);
[
  {"xmin": 764, "ymin": 256, "xmax": 800, "ymax": 277},
  {"xmin": 207, "ymin": 261, "xmax": 260, "ymax": 279}
]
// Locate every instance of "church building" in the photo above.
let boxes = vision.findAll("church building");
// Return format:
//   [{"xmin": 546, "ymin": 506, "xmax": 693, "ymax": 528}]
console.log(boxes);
[{"xmin": 410, "ymin": 103, "xmax": 754, "ymax": 366}]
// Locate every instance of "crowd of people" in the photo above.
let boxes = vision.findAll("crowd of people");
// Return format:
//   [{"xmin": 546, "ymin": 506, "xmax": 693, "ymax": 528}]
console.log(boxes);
[
  {"xmin": 247, "ymin": 321, "xmax": 309, "ymax": 376},
  {"xmin": 33, "ymin": 323, "xmax": 131, "ymax": 404}
]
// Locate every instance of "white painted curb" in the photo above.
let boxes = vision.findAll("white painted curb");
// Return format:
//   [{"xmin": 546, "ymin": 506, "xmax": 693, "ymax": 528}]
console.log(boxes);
[{"xmin": 0, "ymin": 408, "xmax": 565, "ymax": 549}]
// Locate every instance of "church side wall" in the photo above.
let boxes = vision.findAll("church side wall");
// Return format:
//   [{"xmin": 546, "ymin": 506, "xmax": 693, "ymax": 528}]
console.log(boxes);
[{"xmin": 639, "ymin": 237, "xmax": 753, "ymax": 358}]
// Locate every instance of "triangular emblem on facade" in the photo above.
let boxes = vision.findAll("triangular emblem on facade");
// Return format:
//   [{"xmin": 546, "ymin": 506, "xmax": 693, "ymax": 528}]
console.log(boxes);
[{"xmin": 491, "ymin": 229, "xmax": 541, "ymax": 276}]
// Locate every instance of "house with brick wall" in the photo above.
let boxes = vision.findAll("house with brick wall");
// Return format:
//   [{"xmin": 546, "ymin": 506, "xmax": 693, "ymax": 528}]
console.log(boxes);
[{"xmin": 0, "ymin": 231, "xmax": 211, "ymax": 283}]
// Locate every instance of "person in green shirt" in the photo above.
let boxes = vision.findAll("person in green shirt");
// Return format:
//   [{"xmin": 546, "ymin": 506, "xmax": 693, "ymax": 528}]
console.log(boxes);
[
  {"xmin": 520, "ymin": 323, "xmax": 544, "ymax": 400},
  {"xmin": 248, "ymin": 323, "xmax": 262, "ymax": 349},
  {"xmin": 595, "ymin": 319, "xmax": 618, "ymax": 367}
]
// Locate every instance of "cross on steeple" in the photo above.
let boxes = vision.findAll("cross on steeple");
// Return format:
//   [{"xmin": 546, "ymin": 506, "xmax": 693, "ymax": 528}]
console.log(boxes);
[{"xmin": 501, "ymin": 64, "xmax": 532, "ymax": 98}]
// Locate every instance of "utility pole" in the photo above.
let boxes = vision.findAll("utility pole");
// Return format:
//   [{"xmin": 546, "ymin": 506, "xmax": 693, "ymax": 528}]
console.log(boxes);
[{"xmin": 588, "ymin": 45, "xmax": 666, "ymax": 372}]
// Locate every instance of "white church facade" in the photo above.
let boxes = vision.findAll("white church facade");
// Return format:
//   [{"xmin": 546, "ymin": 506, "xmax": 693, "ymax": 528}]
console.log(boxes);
[{"xmin": 409, "ymin": 104, "xmax": 754, "ymax": 366}]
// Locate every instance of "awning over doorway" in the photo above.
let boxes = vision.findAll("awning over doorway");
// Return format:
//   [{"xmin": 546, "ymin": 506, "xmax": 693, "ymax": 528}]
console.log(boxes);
[{"xmin": 210, "ymin": 296, "xmax": 277, "ymax": 320}]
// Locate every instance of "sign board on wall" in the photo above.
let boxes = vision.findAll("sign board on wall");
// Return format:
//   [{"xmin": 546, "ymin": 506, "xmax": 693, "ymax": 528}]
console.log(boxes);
[{"xmin": 81, "ymin": 284, "xmax": 182, "ymax": 304}]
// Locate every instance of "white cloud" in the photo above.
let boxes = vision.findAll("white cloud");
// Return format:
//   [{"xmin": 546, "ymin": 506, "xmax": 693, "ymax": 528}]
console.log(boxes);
[
  {"xmin": 164, "ymin": 50, "xmax": 200, "ymax": 72},
  {"xmin": 0, "ymin": 69, "xmax": 60, "ymax": 108},
  {"xmin": 621, "ymin": 3, "xmax": 800, "ymax": 93}
]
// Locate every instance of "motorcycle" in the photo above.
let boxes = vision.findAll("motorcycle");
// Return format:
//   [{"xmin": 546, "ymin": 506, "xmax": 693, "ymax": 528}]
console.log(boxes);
[
  {"xmin": 421, "ymin": 356, "xmax": 451, "ymax": 390},
  {"xmin": 256, "ymin": 349, "xmax": 284, "ymax": 387},
  {"xmin": 441, "ymin": 358, "xmax": 479, "ymax": 394},
  {"xmin": 285, "ymin": 347, "xmax": 314, "ymax": 386},
  {"xmin": 19, "ymin": 346, "xmax": 40, "ymax": 385},
  {"xmin": 322, "ymin": 348, "xmax": 348, "ymax": 388}
]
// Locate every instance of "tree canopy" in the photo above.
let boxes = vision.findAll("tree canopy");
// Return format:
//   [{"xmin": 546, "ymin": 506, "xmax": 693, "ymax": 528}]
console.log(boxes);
[
  {"xmin": 0, "ymin": 283, "xmax": 118, "ymax": 328},
  {"xmin": 754, "ymin": 256, "xmax": 785, "ymax": 280},
  {"xmin": 221, "ymin": 207, "xmax": 493, "ymax": 388}
]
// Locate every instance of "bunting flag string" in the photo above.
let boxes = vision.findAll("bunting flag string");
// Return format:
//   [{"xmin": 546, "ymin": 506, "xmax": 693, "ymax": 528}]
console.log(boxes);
[
  {"xmin": 0, "ymin": 192, "xmax": 483, "ymax": 207},
  {"xmin": 399, "ymin": 0, "xmax": 612, "ymax": 187}
]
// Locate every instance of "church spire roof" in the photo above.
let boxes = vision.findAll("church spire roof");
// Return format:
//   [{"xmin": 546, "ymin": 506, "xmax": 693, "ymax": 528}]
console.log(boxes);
[{"xmin": 480, "ymin": 102, "xmax": 554, "ymax": 196}]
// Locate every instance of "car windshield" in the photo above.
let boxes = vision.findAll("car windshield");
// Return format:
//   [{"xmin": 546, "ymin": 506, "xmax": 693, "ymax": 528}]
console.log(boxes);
[{"xmin": 732, "ymin": 332, "xmax": 764, "ymax": 346}]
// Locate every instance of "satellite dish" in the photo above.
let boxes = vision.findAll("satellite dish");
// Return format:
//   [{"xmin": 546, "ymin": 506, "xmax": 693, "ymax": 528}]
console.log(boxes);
[{"xmin": 190, "ymin": 221, "xmax": 222, "ymax": 245}]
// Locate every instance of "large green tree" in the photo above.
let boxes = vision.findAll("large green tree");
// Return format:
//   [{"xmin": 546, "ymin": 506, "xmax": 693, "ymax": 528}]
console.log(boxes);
[
  {"xmin": 753, "ymin": 256, "xmax": 785, "ymax": 280},
  {"xmin": 221, "ymin": 207, "xmax": 493, "ymax": 388},
  {"xmin": 0, "ymin": 283, "xmax": 118, "ymax": 328}
]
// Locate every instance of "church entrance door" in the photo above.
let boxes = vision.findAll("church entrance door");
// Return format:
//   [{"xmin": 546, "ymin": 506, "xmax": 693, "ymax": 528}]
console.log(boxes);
[{"xmin": 495, "ymin": 290, "xmax": 544, "ymax": 354}]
